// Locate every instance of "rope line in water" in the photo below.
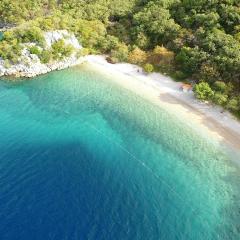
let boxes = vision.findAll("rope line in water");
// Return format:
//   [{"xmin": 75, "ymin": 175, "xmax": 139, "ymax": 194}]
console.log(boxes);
[
  {"xmin": 77, "ymin": 115, "xmax": 208, "ymax": 238},
  {"xmin": 68, "ymin": 84, "xmax": 209, "ymax": 237}
]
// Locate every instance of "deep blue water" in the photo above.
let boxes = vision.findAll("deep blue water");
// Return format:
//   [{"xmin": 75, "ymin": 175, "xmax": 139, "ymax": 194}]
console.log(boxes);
[{"xmin": 0, "ymin": 64, "xmax": 240, "ymax": 239}]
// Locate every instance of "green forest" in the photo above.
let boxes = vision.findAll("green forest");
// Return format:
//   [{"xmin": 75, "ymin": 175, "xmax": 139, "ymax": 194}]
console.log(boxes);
[{"xmin": 0, "ymin": 0, "xmax": 240, "ymax": 117}]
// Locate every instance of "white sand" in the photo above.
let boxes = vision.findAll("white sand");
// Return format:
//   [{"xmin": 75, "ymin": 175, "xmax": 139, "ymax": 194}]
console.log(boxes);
[{"xmin": 83, "ymin": 55, "xmax": 240, "ymax": 151}]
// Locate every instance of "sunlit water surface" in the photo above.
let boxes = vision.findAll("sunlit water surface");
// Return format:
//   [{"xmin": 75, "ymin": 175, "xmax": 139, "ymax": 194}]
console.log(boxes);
[{"xmin": 0, "ymin": 64, "xmax": 240, "ymax": 240}]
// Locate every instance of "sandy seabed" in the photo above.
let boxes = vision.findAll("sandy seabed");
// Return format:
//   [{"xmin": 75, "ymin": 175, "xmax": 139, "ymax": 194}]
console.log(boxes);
[{"xmin": 82, "ymin": 55, "xmax": 240, "ymax": 155}]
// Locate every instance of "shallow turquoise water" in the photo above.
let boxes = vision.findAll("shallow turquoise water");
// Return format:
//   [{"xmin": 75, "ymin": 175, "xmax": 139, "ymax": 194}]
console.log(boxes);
[{"xmin": 0, "ymin": 64, "xmax": 239, "ymax": 239}]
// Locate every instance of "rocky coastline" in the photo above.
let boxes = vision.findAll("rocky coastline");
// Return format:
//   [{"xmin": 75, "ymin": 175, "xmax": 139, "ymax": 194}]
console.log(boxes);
[{"xmin": 0, "ymin": 30, "xmax": 84, "ymax": 78}]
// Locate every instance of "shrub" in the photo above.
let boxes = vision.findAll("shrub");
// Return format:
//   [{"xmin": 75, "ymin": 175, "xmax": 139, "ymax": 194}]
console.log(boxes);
[
  {"xmin": 99, "ymin": 35, "xmax": 119, "ymax": 53},
  {"xmin": 175, "ymin": 47, "xmax": 208, "ymax": 75},
  {"xmin": 226, "ymin": 98, "xmax": 239, "ymax": 112},
  {"xmin": 128, "ymin": 47, "xmax": 147, "ymax": 65},
  {"xmin": 4, "ymin": 59, "xmax": 11, "ymax": 68},
  {"xmin": 226, "ymin": 82, "xmax": 234, "ymax": 94},
  {"xmin": 135, "ymin": 32, "xmax": 150, "ymax": 49},
  {"xmin": 199, "ymin": 62, "xmax": 220, "ymax": 84},
  {"xmin": 76, "ymin": 48, "xmax": 89, "ymax": 58},
  {"xmin": 10, "ymin": 55, "xmax": 19, "ymax": 64},
  {"xmin": 72, "ymin": 19, "xmax": 107, "ymax": 50},
  {"xmin": 107, "ymin": 21, "xmax": 131, "ymax": 44},
  {"xmin": 110, "ymin": 43, "xmax": 129, "ymax": 62},
  {"xmin": 212, "ymin": 92, "xmax": 228, "ymax": 105},
  {"xmin": 143, "ymin": 63, "xmax": 154, "ymax": 73},
  {"xmin": 194, "ymin": 82, "xmax": 214, "ymax": 101},
  {"xmin": 213, "ymin": 81, "xmax": 227, "ymax": 93},
  {"xmin": 3, "ymin": 31, "xmax": 15, "ymax": 41},
  {"xmin": 18, "ymin": 26, "xmax": 45, "ymax": 46},
  {"xmin": 149, "ymin": 46, "xmax": 175, "ymax": 66},
  {"xmin": 63, "ymin": 44, "xmax": 74, "ymax": 57},
  {"xmin": 39, "ymin": 50, "xmax": 52, "ymax": 63},
  {"xmin": 0, "ymin": 40, "xmax": 22, "ymax": 62},
  {"xmin": 235, "ymin": 32, "xmax": 240, "ymax": 42},
  {"xmin": 51, "ymin": 39, "xmax": 74, "ymax": 60},
  {"xmin": 29, "ymin": 46, "xmax": 41, "ymax": 55},
  {"xmin": 173, "ymin": 70, "xmax": 187, "ymax": 80},
  {"xmin": 40, "ymin": 18, "xmax": 55, "ymax": 31}
]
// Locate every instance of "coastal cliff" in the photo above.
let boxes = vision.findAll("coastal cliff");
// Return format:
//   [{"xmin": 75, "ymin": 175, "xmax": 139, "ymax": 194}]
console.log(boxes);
[{"xmin": 0, "ymin": 30, "xmax": 83, "ymax": 78}]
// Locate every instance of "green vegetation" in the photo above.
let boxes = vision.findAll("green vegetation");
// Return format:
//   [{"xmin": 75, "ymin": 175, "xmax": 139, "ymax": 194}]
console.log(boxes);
[
  {"xmin": 0, "ymin": 21, "xmax": 74, "ymax": 64},
  {"xmin": 110, "ymin": 43, "xmax": 129, "ymax": 62},
  {"xmin": 29, "ymin": 46, "xmax": 41, "ymax": 55},
  {"xmin": 194, "ymin": 82, "xmax": 214, "ymax": 101},
  {"xmin": 143, "ymin": 63, "xmax": 154, "ymax": 74},
  {"xmin": 0, "ymin": 0, "xmax": 240, "ymax": 116},
  {"xmin": 39, "ymin": 50, "xmax": 52, "ymax": 64},
  {"xmin": 0, "ymin": 39, "xmax": 22, "ymax": 63},
  {"xmin": 128, "ymin": 48, "xmax": 147, "ymax": 65},
  {"xmin": 0, "ymin": 24, "xmax": 45, "ymax": 63},
  {"xmin": 51, "ymin": 39, "xmax": 74, "ymax": 60}
]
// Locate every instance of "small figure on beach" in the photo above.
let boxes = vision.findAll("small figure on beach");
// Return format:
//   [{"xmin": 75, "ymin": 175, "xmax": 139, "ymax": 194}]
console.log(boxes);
[{"xmin": 180, "ymin": 84, "xmax": 192, "ymax": 93}]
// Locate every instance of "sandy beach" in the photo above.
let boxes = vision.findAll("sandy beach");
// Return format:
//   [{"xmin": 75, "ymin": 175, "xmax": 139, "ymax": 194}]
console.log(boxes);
[{"xmin": 83, "ymin": 55, "xmax": 240, "ymax": 153}]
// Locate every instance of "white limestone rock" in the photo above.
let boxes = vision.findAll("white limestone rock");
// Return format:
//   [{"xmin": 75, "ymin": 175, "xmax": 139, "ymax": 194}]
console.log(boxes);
[
  {"xmin": 0, "ymin": 30, "xmax": 83, "ymax": 78},
  {"xmin": 44, "ymin": 30, "xmax": 81, "ymax": 49}
]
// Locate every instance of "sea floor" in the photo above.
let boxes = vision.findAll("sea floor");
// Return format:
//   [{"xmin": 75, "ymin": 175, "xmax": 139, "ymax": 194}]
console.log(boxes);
[{"xmin": 0, "ymin": 65, "xmax": 239, "ymax": 239}]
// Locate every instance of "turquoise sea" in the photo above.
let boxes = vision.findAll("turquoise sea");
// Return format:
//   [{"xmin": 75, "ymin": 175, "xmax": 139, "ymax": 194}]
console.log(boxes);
[{"xmin": 0, "ymin": 64, "xmax": 239, "ymax": 240}]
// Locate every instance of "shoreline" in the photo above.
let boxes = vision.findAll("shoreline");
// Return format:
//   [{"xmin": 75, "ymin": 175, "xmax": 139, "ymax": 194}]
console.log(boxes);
[
  {"xmin": 83, "ymin": 55, "xmax": 240, "ymax": 153},
  {"xmin": 0, "ymin": 30, "xmax": 82, "ymax": 78}
]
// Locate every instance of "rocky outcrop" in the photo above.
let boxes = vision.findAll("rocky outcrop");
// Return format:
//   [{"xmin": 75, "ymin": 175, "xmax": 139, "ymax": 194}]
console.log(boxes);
[
  {"xmin": 0, "ymin": 30, "xmax": 84, "ymax": 78},
  {"xmin": 44, "ymin": 30, "xmax": 81, "ymax": 49}
]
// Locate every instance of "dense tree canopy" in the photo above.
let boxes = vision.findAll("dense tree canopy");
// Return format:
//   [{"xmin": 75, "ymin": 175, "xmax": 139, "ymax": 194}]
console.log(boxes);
[{"xmin": 0, "ymin": 0, "xmax": 240, "ymax": 116}]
